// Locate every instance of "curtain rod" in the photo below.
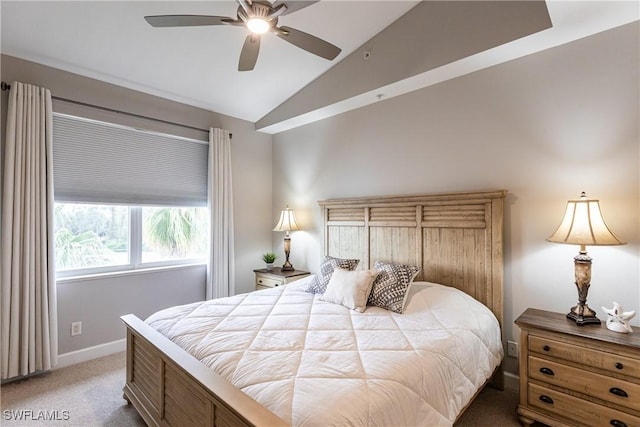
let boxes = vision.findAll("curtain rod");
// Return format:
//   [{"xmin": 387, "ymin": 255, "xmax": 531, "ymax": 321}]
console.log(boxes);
[{"xmin": 0, "ymin": 81, "xmax": 231, "ymax": 138}]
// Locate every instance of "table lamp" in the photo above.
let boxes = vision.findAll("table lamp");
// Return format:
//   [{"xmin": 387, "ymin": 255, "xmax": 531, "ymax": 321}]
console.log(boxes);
[
  {"xmin": 273, "ymin": 205, "xmax": 301, "ymax": 271},
  {"xmin": 546, "ymin": 192, "xmax": 626, "ymax": 325}
]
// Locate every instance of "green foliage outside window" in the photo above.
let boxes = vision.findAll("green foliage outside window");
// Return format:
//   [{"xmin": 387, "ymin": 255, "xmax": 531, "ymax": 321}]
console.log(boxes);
[
  {"xmin": 54, "ymin": 228, "xmax": 114, "ymax": 270},
  {"xmin": 142, "ymin": 207, "xmax": 208, "ymax": 258},
  {"xmin": 54, "ymin": 204, "xmax": 127, "ymax": 271},
  {"xmin": 54, "ymin": 203, "xmax": 207, "ymax": 271}
]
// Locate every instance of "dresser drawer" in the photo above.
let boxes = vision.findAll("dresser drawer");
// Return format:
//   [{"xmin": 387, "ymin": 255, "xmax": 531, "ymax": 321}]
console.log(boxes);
[
  {"xmin": 528, "ymin": 383, "xmax": 640, "ymax": 427},
  {"xmin": 529, "ymin": 356, "xmax": 640, "ymax": 412},
  {"xmin": 255, "ymin": 276, "xmax": 285, "ymax": 288},
  {"xmin": 530, "ymin": 334, "xmax": 640, "ymax": 380}
]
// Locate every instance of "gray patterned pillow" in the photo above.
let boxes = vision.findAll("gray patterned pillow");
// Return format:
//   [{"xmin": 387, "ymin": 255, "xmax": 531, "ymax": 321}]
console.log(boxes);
[
  {"xmin": 368, "ymin": 261, "xmax": 420, "ymax": 314},
  {"xmin": 305, "ymin": 256, "xmax": 360, "ymax": 294}
]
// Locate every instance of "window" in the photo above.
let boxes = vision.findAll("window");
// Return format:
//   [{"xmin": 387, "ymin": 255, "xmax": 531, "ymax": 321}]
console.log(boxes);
[
  {"xmin": 55, "ymin": 203, "xmax": 208, "ymax": 277},
  {"xmin": 141, "ymin": 206, "xmax": 208, "ymax": 263},
  {"xmin": 51, "ymin": 113, "xmax": 210, "ymax": 278},
  {"xmin": 54, "ymin": 203, "xmax": 129, "ymax": 271}
]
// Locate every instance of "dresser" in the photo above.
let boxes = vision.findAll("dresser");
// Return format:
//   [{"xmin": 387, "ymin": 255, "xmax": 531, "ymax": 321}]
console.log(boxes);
[
  {"xmin": 515, "ymin": 308, "xmax": 640, "ymax": 427},
  {"xmin": 253, "ymin": 267, "xmax": 310, "ymax": 290}
]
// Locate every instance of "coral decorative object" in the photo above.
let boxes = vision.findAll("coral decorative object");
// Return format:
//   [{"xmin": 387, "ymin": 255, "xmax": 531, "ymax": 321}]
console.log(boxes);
[{"xmin": 602, "ymin": 302, "xmax": 636, "ymax": 333}]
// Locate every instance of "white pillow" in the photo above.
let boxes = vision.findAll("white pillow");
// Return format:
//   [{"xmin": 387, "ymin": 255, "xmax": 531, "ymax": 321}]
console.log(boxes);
[
  {"xmin": 320, "ymin": 268, "xmax": 379, "ymax": 312},
  {"xmin": 305, "ymin": 256, "xmax": 360, "ymax": 294}
]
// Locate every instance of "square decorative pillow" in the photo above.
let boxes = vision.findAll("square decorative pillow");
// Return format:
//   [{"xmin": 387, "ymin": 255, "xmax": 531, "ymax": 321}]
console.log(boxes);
[
  {"xmin": 320, "ymin": 268, "xmax": 379, "ymax": 312},
  {"xmin": 305, "ymin": 256, "xmax": 360, "ymax": 294},
  {"xmin": 368, "ymin": 261, "xmax": 420, "ymax": 314}
]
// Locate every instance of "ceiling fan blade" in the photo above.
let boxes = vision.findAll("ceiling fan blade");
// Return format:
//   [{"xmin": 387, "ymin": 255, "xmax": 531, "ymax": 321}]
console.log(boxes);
[
  {"xmin": 144, "ymin": 15, "xmax": 231, "ymax": 27},
  {"xmin": 239, "ymin": 34, "xmax": 261, "ymax": 71},
  {"xmin": 275, "ymin": 26, "xmax": 341, "ymax": 60},
  {"xmin": 224, "ymin": 19, "xmax": 246, "ymax": 27},
  {"xmin": 273, "ymin": 1, "xmax": 319, "ymax": 16}
]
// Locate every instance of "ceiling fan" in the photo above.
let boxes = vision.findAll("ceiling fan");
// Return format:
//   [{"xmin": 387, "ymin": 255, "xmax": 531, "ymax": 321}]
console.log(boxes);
[{"xmin": 145, "ymin": 0, "xmax": 342, "ymax": 71}]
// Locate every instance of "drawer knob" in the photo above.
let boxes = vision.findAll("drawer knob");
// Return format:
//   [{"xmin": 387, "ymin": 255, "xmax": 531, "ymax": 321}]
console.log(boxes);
[
  {"xmin": 615, "ymin": 362, "xmax": 624, "ymax": 370},
  {"xmin": 543, "ymin": 345, "xmax": 550, "ymax": 352},
  {"xmin": 610, "ymin": 420, "xmax": 627, "ymax": 427},
  {"xmin": 539, "ymin": 395, "xmax": 554, "ymax": 405},
  {"xmin": 275, "ymin": 283, "xmax": 280, "ymax": 287},
  {"xmin": 539, "ymin": 367, "xmax": 555, "ymax": 376},
  {"xmin": 609, "ymin": 387, "xmax": 628, "ymax": 398}
]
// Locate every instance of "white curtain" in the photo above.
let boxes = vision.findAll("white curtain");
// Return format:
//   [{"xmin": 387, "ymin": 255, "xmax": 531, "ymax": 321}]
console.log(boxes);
[
  {"xmin": 207, "ymin": 128, "xmax": 235, "ymax": 299},
  {"xmin": 1, "ymin": 82, "xmax": 57, "ymax": 380}
]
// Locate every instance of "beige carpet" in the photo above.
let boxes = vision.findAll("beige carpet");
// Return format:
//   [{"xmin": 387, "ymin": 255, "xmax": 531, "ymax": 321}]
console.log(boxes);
[
  {"xmin": 1, "ymin": 353, "xmax": 145, "ymax": 427},
  {"xmin": 2, "ymin": 352, "xmax": 529, "ymax": 426}
]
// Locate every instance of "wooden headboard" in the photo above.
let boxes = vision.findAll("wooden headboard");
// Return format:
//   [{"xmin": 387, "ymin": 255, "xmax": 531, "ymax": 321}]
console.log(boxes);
[{"xmin": 318, "ymin": 190, "xmax": 506, "ymax": 328}]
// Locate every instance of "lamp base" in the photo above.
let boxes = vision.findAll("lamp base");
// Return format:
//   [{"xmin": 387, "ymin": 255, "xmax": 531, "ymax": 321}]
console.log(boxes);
[
  {"xmin": 567, "ymin": 250, "xmax": 600, "ymax": 326},
  {"xmin": 281, "ymin": 234, "xmax": 295, "ymax": 271},
  {"xmin": 566, "ymin": 305, "xmax": 601, "ymax": 326},
  {"xmin": 281, "ymin": 261, "xmax": 295, "ymax": 272}
]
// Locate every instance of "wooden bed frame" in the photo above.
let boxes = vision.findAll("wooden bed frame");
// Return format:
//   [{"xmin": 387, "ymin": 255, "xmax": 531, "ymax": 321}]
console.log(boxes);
[{"xmin": 121, "ymin": 190, "xmax": 506, "ymax": 427}]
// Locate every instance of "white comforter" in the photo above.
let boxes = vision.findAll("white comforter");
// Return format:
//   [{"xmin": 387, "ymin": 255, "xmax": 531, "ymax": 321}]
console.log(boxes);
[{"xmin": 146, "ymin": 277, "xmax": 503, "ymax": 427}]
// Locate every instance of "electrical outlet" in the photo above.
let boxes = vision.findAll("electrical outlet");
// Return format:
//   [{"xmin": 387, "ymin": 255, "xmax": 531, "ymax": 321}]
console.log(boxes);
[
  {"xmin": 507, "ymin": 340, "xmax": 518, "ymax": 358},
  {"xmin": 71, "ymin": 321, "xmax": 82, "ymax": 336}
]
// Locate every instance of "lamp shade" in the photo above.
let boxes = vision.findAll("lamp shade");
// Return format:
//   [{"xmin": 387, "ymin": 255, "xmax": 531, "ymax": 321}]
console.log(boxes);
[
  {"xmin": 546, "ymin": 192, "xmax": 626, "ymax": 246},
  {"xmin": 273, "ymin": 206, "xmax": 301, "ymax": 232}
]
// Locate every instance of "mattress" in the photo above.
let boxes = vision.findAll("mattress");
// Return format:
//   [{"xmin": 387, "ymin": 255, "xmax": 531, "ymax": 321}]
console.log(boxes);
[{"xmin": 145, "ymin": 277, "xmax": 503, "ymax": 426}]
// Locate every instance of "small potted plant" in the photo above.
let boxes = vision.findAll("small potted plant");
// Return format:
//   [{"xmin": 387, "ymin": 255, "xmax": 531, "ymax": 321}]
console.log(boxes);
[{"xmin": 262, "ymin": 252, "xmax": 278, "ymax": 271}]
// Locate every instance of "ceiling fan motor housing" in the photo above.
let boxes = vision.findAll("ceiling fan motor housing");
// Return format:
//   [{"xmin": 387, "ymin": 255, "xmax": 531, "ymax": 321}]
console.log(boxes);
[
  {"xmin": 238, "ymin": 2, "xmax": 278, "ymax": 28},
  {"xmin": 250, "ymin": 3, "xmax": 272, "ymax": 20}
]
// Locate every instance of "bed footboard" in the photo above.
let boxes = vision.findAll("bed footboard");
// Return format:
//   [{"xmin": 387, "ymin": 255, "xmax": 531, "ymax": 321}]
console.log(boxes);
[{"xmin": 121, "ymin": 314, "xmax": 288, "ymax": 427}]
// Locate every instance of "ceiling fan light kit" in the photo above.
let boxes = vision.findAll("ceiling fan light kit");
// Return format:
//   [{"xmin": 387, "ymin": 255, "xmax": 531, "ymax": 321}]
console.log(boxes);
[
  {"xmin": 144, "ymin": 0, "xmax": 341, "ymax": 71},
  {"xmin": 246, "ymin": 18, "xmax": 270, "ymax": 34}
]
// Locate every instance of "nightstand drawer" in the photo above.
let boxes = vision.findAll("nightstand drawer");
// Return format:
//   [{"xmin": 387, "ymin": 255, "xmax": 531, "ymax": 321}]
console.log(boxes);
[
  {"xmin": 255, "ymin": 277, "xmax": 285, "ymax": 288},
  {"xmin": 254, "ymin": 268, "xmax": 310, "ymax": 291},
  {"xmin": 528, "ymin": 383, "xmax": 640, "ymax": 427},
  {"xmin": 517, "ymin": 309, "xmax": 640, "ymax": 427},
  {"xmin": 529, "ymin": 356, "xmax": 640, "ymax": 412},
  {"xmin": 530, "ymin": 335, "xmax": 640, "ymax": 380}
]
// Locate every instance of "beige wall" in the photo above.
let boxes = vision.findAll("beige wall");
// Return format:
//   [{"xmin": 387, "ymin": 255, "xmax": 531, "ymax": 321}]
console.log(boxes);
[
  {"xmin": 272, "ymin": 22, "xmax": 640, "ymax": 376},
  {"xmin": 0, "ymin": 55, "xmax": 273, "ymax": 354}
]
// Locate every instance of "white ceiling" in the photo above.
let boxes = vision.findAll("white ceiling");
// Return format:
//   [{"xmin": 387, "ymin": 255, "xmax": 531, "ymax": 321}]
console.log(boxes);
[
  {"xmin": 1, "ymin": 1, "xmax": 419, "ymax": 121},
  {"xmin": 1, "ymin": 1, "xmax": 638, "ymax": 132}
]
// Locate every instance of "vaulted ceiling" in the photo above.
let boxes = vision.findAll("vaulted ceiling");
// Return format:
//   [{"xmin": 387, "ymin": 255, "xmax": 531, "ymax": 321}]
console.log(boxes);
[{"xmin": 1, "ymin": 1, "xmax": 638, "ymax": 134}]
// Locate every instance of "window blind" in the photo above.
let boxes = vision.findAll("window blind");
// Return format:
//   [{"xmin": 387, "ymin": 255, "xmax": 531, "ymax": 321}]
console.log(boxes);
[{"xmin": 52, "ymin": 113, "xmax": 208, "ymax": 206}]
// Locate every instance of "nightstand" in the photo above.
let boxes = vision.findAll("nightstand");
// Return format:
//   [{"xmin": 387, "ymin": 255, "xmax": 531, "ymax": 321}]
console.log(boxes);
[
  {"xmin": 253, "ymin": 267, "xmax": 310, "ymax": 290},
  {"xmin": 515, "ymin": 308, "xmax": 640, "ymax": 427}
]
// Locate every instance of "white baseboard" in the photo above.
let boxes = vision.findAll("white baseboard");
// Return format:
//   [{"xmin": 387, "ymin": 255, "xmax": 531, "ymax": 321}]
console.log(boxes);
[
  {"xmin": 56, "ymin": 338, "xmax": 126, "ymax": 369},
  {"xmin": 504, "ymin": 371, "xmax": 519, "ymax": 392}
]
